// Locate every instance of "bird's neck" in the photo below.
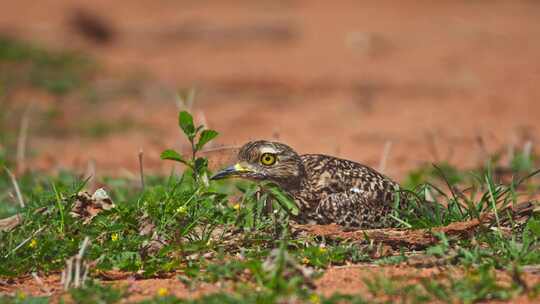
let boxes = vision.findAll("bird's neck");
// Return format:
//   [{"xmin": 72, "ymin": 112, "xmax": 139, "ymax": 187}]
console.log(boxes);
[{"xmin": 275, "ymin": 163, "xmax": 307, "ymax": 193}]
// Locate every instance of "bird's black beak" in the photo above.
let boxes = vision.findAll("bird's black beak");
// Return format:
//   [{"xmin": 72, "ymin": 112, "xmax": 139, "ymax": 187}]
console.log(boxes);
[{"xmin": 210, "ymin": 163, "xmax": 252, "ymax": 180}]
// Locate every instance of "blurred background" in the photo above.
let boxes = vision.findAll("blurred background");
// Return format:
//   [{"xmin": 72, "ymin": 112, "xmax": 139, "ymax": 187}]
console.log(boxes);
[{"xmin": 1, "ymin": 0, "xmax": 539, "ymax": 179}]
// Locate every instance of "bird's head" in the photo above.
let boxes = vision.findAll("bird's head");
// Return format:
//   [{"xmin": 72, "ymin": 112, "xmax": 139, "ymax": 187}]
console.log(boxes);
[{"xmin": 211, "ymin": 140, "xmax": 305, "ymax": 190}]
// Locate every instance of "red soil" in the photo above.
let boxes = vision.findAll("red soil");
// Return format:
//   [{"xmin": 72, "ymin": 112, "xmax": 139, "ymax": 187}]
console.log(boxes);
[{"xmin": 1, "ymin": 0, "xmax": 540, "ymax": 178}]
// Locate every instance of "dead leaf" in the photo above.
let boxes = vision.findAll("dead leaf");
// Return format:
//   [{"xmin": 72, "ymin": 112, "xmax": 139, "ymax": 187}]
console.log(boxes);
[
  {"xmin": 70, "ymin": 188, "xmax": 115, "ymax": 224},
  {"xmin": 138, "ymin": 213, "xmax": 167, "ymax": 257}
]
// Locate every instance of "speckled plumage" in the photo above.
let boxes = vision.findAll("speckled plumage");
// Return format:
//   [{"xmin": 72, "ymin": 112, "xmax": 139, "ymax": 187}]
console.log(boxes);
[
  {"xmin": 213, "ymin": 140, "xmax": 403, "ymax": 229},
  {"xmin": 292, "ymin": 154, "xmax": 399, "ymax": 228}
]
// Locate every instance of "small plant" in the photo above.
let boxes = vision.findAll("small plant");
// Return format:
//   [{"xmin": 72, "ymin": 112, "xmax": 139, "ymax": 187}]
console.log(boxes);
[
  {"xmin": 160, "ymin": 110, "xmax": 218, "ymax": 182},
  {"xmin": 159, "ymin": 108, "xmax": 299, "ymax": 234}
]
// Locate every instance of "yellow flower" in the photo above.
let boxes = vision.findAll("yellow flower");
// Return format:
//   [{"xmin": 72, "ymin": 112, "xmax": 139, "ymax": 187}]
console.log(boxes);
[
  {"xmin": 17, "ymin": 292, "xmax": 26, "ymax": 300},
  {"xmin": 28, "ymin": 239, "xmax": 37, "ymax": 249},
  {"xmin": 302, "ymin": 257, "xmax": 310, "ymax": 264},
  {"xmin": 157, "ymin": 287, "xmax": 169, "ymax": 297},
  {"xmin": 176, "ymin": 206, "xmax": 187, "ymax": 214},
  {"xmin": 232, "ymin": 203, "xmax": 240, "ymax": 211},
  {"xmin": 319, "ymin": 246, "xmax": 327, "ymax": 253},
  {"xmin": 111, "ymin": 233, "xmax": 119, "ymax": 242},
  {"xmin": 309, "ymin": 294, "xmax": 320, "ymax": 304}
]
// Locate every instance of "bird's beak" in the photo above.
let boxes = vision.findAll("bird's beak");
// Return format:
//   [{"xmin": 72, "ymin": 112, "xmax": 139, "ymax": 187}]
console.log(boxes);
[{"xmin": 210, "ymin": 163, "xmax": 252, "ymax": 180}]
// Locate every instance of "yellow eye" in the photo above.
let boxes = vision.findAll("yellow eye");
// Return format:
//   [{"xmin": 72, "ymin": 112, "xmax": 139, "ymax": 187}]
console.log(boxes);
[{"xmin": 260, "ymin": 153, "xmax": 277, "ymax": 166}]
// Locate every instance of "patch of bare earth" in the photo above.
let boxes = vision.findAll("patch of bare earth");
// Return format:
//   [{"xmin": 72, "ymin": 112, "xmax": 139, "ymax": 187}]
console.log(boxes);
[
  {"xmin": 0, "ymin": 273, "xmax": 225, "ymax": 302},
  {"xmin": 317, "ymin": 265, "xmax": 540, "ymax": 303},
  {"xmin": 0, "ymin": 0, "xmax": 539, "ymax": 178},
  {"xmin": 3, "ymin": 265, "xmax": 540, "ymax": 303}
]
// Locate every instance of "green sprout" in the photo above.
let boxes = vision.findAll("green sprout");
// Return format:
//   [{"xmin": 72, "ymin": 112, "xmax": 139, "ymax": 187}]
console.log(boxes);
[{"xmin": 160, "ymin": 110, "xmax": 218, "ymax": 182}]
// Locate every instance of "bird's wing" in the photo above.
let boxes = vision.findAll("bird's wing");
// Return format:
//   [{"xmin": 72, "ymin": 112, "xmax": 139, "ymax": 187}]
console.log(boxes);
[
  {"xmin": 300, "ymin": 154, "xmax": 398, "ymax": 198},
  {"xmin": 315, "ymin": 192, "xmax": 395, "ymax": 228}
]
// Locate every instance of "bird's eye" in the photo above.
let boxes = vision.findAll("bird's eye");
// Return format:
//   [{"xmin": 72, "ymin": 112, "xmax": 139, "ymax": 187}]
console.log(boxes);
[{"xmin": 260, "ymin": 153, "xmax": 277, "ymax": 166}]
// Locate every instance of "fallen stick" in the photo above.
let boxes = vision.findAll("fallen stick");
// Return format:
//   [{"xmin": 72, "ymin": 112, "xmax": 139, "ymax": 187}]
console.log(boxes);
[
  {"xmin": 293, "ymin": 217, "xmax": 490, "ymax": 250},
  {"xmin": 295, "ymin": 200, "xmax": 538, "ymax": 249},
  {"xmin": 0, "ymin": 213, "xmax": 23, "ymax": 232}
]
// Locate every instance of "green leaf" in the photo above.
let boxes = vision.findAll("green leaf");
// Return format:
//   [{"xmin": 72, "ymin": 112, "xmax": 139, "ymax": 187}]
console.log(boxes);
[
  {"xmin": 196, "ymin": 129, "xmax": 219, "ymax": 151},
  {"xmin": 194, "ymin": 157, "xmax": 208, "ymax": 174},
  {"xmin": 178, "ymin": 111, "xmax": 195, "ymax": 140},
  {"xmin": 265, "ymin": 183, "xmax": 300, "ymax": 216},
  {"xmin": 160, "ymin": 149, "xmax": 188, "ymax": 165}
]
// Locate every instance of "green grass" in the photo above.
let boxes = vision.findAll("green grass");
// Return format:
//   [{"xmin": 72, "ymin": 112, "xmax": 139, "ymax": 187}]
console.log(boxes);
[
  {"xmin": 0, "ymin": 36, "xmax": 95, "ymax": 96},
  {"xmin": 1, "ymin": 110, "xmax": 539, "ymax": 303}
]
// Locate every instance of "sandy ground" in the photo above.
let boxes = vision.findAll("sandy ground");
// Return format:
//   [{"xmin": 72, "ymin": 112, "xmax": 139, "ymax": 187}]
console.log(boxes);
[
  {"xmin": 1, "ymin": 0, "xmax": 540, "ymax": 178},
  {"xmin": 2, "ymin": 265, "xmax": 540, "ymax": 303},
  {"xmin": 2, "ymin": 0, "xmax": 540, "ymax": 302}
]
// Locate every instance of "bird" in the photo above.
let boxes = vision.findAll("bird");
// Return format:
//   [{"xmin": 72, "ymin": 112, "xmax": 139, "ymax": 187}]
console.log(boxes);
[{"xmin": 211, "ymin": 140, "xmax": 403, "ymax": 229}]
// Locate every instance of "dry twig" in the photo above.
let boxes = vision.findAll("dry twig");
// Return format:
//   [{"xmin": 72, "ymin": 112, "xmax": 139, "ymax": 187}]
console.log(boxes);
[
  {"xmin": 85, "ymin": 159, "xmax": 97, "ymax": 192},
  {"xmin": 16, "ymin": 105, "xmax": 31, "ymax": 174},
  {"xmin": 378, "ymin": 140, "xmax": 392, "ymax": 174},
  {"xmin": 5, "ymin": 226, "xmax": 45, "ymax": 258},
  {"xmin": 3, "ymin": 166, "xmax": 25, "ymax": 208},
  {"xmin": 138, "ymin": 148, "xmax": 145, "ymax": 191},
  {"xmin": 294, "ymin": 217, "xmax": 488, "ymax": 250},
  {"xmin": 294, "ymin": 200, "xmax": 536, "ymax": 250},
  {"xmin": 62, "ymin": 236, "xmax": 91, "ymax": 290}
]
